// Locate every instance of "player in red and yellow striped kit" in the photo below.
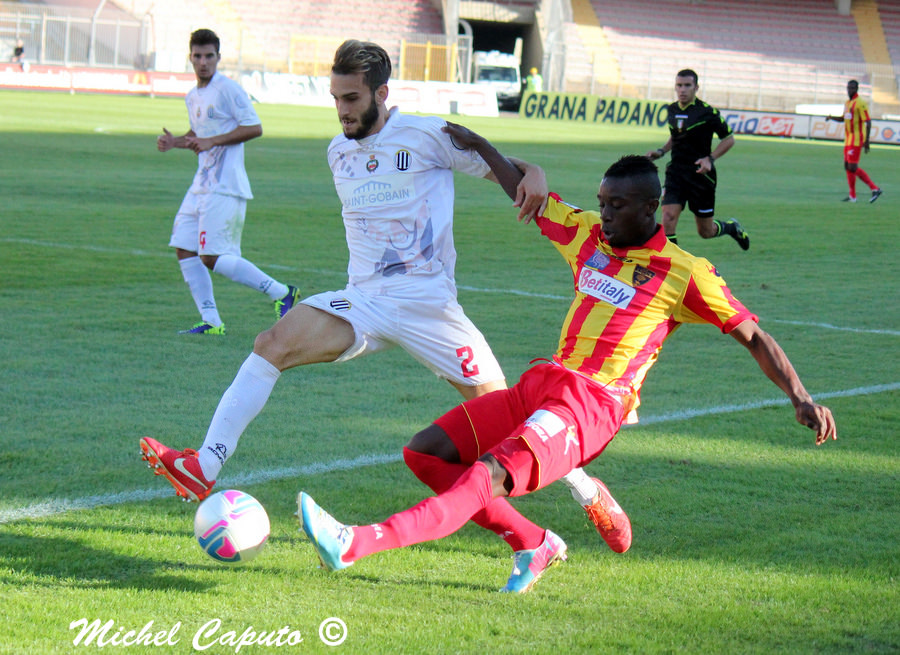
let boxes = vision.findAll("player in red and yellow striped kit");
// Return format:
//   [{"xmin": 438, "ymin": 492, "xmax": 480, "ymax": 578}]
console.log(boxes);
[
  {"xmin": 827, "ymin": 79, "xmax": 882, "ymax": 203},
  {"xmin": 298, "ymin": 130, "xmax": 837, "ymax": 593},
  {"xmin": 537, "ymin": 191, "xmax": 752, "ymax": 421}
]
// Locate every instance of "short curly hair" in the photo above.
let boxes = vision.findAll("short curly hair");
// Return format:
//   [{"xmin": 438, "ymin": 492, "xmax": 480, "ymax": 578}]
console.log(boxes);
[{"xmin": 604, "ymin": 155, "xmax": 661, "ymax": 199}]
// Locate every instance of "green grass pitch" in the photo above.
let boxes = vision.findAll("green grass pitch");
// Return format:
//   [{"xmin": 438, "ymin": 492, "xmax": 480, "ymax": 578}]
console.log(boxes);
[{"xmin": 0, "ymin": 89, "xmax": 897, "ymax": 654}]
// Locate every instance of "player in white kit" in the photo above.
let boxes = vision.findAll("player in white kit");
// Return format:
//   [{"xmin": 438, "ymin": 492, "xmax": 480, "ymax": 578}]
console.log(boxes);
[
  {"xmin": 159, "ymin": 28, "xmax": 299, "ymax": 335},
  {"xmin": 141, "ymin": 40, "xmax": 609, "ymax": 540}
]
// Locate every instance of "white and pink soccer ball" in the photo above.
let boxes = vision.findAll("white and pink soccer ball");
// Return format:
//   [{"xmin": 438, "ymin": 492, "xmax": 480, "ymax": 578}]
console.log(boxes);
[{"xmin": 194, "ymin": 490, "xmax": 270, "ymax": 563}]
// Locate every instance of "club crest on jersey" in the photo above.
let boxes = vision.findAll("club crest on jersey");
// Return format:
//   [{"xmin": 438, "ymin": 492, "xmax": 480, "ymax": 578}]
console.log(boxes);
[
  {"xmin": 330, "ymin": 298, "xmax": 352, "ymax": 312},
  {"xmin": 207, "ymin": 105, "xmax": 215, "ymax": 119},
  {"xmin": 675, "ymin": 113, "xmax": 687, "ymax": 131},
  {"xmin": 632, "ymin": 265, "xmax": 655, "ymax": 286},
  {"xmin": 366, "ymin": 155, "xmax": 379, "ymax": 173},
  {"xmin": 584, "ymin": 250, "xmax": 610, "ymax": 271},
  {"xmin": 578, "ymin": 268, "xmax": 636, "ymax": 308},
  {"xmin": 395, "ymin": 149, "xmax": 411, "ymax": 171}
]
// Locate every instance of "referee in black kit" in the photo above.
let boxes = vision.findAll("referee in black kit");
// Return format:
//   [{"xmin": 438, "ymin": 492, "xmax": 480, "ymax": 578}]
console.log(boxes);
[{"xmin": 647, "ymin": 69, "xmax": 749, "ymax": 250}]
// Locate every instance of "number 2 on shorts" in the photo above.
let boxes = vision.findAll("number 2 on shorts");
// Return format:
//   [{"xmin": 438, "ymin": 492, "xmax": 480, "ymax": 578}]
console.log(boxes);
[{"xmin": 456, "ymin": 345, "xmax": 480, "ymax": 378}]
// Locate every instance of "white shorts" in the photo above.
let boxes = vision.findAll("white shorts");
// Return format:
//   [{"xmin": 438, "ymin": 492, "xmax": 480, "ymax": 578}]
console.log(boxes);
[
  {"xmin": 168, "ymin": 192, "xmax": 246, "ymax": 256},
  {"xmin": 301, "ymin": 277, "xmax": 505, "ymax": 387}
]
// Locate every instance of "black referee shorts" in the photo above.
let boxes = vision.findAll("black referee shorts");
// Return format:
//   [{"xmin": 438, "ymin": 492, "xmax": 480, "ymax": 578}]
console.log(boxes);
[{"xmin": 662, "ymin": 165, "xmax": 717, "ymax": 218}]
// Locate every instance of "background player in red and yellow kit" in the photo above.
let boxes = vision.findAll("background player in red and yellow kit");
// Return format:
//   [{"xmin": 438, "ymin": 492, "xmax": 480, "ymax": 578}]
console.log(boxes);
[
  {"xmin": 827, "ymin": 79, "xmax": 882, "ymax": 203},
  {"xmin": 298, "ymin": 127, "xmax": 837, "ymax": 594}
]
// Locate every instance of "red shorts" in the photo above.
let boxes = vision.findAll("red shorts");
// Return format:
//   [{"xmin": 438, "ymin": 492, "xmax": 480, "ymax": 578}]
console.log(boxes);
[
  {"xmin": 434, "ymin": 363, "xmax": 625, "ymax": 496},
  {"xmin": 844, "ymin": 145, "xmax": 861, "ymax": 165}
]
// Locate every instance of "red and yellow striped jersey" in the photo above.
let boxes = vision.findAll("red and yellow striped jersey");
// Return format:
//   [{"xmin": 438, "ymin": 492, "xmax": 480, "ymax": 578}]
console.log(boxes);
[
  {"xmin": 842, "ymin": 94, "xmax": 870, "ymax": 147},
  {"xmin": 536, "ymin": 194, "xmax": 757, "ymax": 417}
]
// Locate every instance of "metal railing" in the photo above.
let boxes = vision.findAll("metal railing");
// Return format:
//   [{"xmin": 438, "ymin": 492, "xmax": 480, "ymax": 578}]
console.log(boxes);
[
  {"xmin": 1, "ymin": 3, "xmax": 150, "ymax": 69},
  {"xmin": 560, "ymin": 51, "xmax": 896, "ymax": 114},
  {"xmin": 287, "ymin": 33, "xmax": 473, "ymax": 83},
  {"xmin": 4, "ymin": 2, "xmax": 893, "ymax": 115}
]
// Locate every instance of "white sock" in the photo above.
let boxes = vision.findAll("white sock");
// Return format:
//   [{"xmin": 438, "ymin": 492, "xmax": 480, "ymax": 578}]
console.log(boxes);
[
  {"xmin": 179, "ymin": 256, "xmax": 222, "ymax": 326},
  {"xmin": 197, "ymin": 353, "xmax": 281, "ymax": 480},
  {"xmin": 560, "ymin": 467, "xmax": 599, "ymax": 506},
  {"xmin": 213, "ymin": 254, "xmax": 288, "ymax": 300}
]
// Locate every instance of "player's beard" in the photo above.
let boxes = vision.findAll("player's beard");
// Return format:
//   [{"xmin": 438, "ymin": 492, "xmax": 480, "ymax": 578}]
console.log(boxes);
[{"xmin": 344, "ymin": 96, "xmax": 380, "ymax": 140}]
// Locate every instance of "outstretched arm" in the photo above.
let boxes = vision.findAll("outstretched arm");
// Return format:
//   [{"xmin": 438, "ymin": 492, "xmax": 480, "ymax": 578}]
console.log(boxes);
[
  {"xmin": 443, "ymin": 122, "xmax": 547, "ymax": 222},
  {"xmin": 443, "ymin": 121, "xmax": 522, "ymax": 198},
  {"xmin": 729, "ymin": 320, "xmax": 837, "ymax": 445},
  {"xmin": 507, "ymin": 156, "xmax": 547, "ymax": 223}
]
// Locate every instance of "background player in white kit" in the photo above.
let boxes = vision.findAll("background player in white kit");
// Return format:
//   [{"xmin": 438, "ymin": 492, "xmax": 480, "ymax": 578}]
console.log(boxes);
[
  {"xmin": 158, "ymin": 28, "xmax": 299, "ymax": 335},
  {"xmin": 142, "ymin": 40, "xmax": 613, "ymax": 541}
]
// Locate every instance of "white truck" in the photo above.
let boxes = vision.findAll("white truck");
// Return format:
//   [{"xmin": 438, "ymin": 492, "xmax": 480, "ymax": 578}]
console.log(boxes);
[{"xmin": 472, "ymin": 50, "xmax": 522, "ymax": 111}]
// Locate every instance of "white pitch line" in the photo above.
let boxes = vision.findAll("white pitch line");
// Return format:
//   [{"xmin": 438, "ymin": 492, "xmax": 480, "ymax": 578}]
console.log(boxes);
[
  {"xmin": 3, "ymin": 237, "xmax": 895, "ymax": 336},
  {"xmin": 637, "ymin": 382, "xmax": 900, "ymax": 424},
  {"xmin": 1, "ymin": 237, "xmax": 895, "ymax": 523},
  {"xmin": 0, "ymin": 453, "xmax": 401, "ymax": 525},
  {"xmin": 1, "ymin": 383, "xmax": 896, "ymax": 525},
  {"xmin": 0, "ymin": 238, "xmax": 340, "ymax": 277},
  {"xmin": 763, "ymin": 319, "xmax": 900, "ymax": 336},
  {"xmin": 458, "ymin": 284, "xmax": 569, "ymax": 301},
  {"xmin": 458, "ymin": 285, "xmax": 900, "ymax": 336}
]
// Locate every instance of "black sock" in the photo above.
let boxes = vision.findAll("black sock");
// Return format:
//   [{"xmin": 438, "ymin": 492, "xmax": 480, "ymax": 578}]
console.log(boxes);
[
  {"xmin": 666, "ymin": 234, "xmax": 678, "ymax": 244},
  {"xmin": 714, "ymin": 219, "xmax": 736, "ymax": 238}
]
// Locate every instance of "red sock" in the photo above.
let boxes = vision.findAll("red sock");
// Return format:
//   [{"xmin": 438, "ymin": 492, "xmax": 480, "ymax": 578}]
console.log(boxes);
[
  {"xmin": 403, "ymin": 447, "xmax": 464, "ymax": 494},
  {"xmin": 403, "ymin": 448, "xmax": 545, "ymax": 552},
  {"xmin": 855, "ymin": 168, "xmax": 876, "ymax": 190},
  {"xmin": 846, "ymin": 170, "xmax": 857, "ymax": 197},
  {"xmin": 345, "ymin": 461, "xmax": 495, "ymax": 561}
]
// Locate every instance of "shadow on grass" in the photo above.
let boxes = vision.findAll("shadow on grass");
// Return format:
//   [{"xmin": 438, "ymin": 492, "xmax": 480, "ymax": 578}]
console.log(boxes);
[
  {"xmin": 0, "ymin": 531, "xmax": 214, "ymax": 591},
  {"xmin": 291, "ymin": 442, "xmax": 897, "ymax": 584}
]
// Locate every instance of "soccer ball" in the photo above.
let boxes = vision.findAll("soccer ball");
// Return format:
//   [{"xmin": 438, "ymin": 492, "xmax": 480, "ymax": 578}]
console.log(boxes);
[{"xmin": 194, "ymin": 490, "xmax": 270, "ymax": 563}]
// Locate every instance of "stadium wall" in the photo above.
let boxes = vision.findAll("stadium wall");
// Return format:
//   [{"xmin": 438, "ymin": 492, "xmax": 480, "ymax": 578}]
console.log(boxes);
[
  {"xmin": 4, "ymin": 61, "xmax": 898, "ymax": 146},
  {"xmin": 0, "ymin": 62, "xmax": 500, "ymax": 116},
  {"xmin": 3, "ymin": 1, "xmax": 895, "ymax": 117}
]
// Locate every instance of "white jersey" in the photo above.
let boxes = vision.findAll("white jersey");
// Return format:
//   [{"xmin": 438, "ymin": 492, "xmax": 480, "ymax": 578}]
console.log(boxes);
[
  {"xmin": 328, "ymin": 108, "xmax": 490, "ymax": 288},
  {"xmin": 185, "ymin": 72, "xmax": 260, "ymax": 199}
]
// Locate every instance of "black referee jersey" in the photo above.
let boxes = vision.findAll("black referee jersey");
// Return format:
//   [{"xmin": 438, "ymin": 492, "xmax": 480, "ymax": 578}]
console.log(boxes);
[{"xmin": 665, "ymin": 99, "xmax": 733, "ymax": 170}]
